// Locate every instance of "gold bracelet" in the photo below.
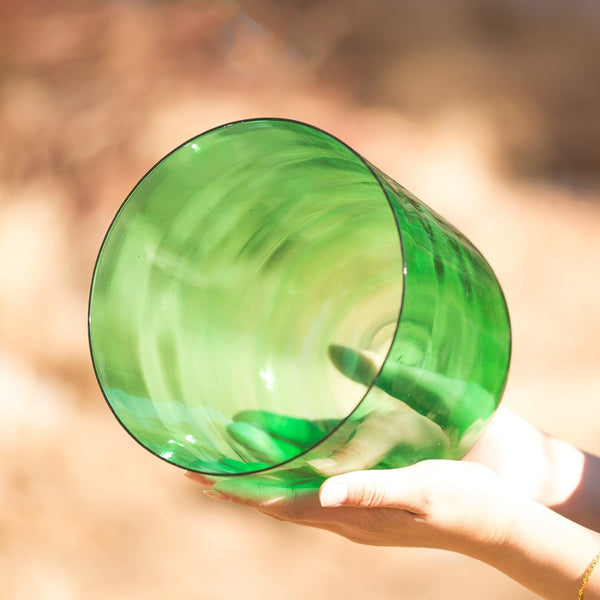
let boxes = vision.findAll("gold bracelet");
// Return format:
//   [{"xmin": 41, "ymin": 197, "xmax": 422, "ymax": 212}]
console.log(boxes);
[{"xmin": 578, "ymin": 551, "xmax": 600, "ymax": 600}]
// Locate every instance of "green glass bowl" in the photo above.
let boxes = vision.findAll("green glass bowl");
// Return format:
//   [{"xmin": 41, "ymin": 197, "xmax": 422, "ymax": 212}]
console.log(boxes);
[{"xmin": 89, "ymin": 118, "xmax": 510, "ymax": 483}]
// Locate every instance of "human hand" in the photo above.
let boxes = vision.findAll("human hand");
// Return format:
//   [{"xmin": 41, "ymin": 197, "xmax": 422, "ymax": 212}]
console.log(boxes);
[
  {"xmin": 187, "ymin": 459, "xmax": 518, "ymax": 555},
  {"xmin": 328, "ymin": 344, "xmax": 496, "ymax": 437},
  {"xmin": 222, "ymin": 343, "xmax": 493, "ymax": 478},
  {"xmin": 231, "ymin": 395, "xmax": 449, "ymax": 479},
  {"xmin": 463, "ymin": 406, "xmax": 592, "ymax": 520}
]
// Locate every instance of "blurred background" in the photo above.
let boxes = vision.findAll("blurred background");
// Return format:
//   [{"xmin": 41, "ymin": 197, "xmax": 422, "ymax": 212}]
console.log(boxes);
[{"xmin": 1, "ymin": 1, "xmax": 599, "ymax": 598}]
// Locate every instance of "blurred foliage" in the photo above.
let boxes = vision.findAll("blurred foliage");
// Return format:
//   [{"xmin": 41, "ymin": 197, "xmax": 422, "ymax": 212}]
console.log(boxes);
[
  {"xmin": 0, "ymin": 0, "xmax": 598, "ymax": 196},
  {"xmin": 242, "ymin": 0, "xmax": 600, "ymax": 188}
]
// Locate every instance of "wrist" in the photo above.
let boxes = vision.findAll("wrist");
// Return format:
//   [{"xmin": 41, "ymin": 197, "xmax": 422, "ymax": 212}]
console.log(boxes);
[{"xmin": 470, "ymin": 492, "xmax": 600, "ymax": 600}]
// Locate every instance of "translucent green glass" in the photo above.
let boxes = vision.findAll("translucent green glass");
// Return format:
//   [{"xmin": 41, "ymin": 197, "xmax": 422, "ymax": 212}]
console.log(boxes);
[{"xmin": 89, "ymin": 118, "xmax": 510, "ymax": 485}]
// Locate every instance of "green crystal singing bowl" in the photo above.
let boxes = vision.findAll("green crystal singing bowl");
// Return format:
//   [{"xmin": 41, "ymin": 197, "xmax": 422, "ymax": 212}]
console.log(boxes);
[{"xmin": 89, "ymin": 118, "xmax": 510, "ymax": 483}]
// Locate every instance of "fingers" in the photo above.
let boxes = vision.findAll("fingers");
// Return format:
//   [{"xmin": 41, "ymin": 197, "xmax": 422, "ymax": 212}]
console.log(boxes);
[
  {"xmin": 318, "ymin": 465, "xmax": 433, "ymax": 515},
  {"xmin": 328, "ymin": 344, "xmax": 496, "ymax": 437},
  {"xmin": 232, "ymin": 410, "xmax": 338, "ymax": 447},
  {"xmin": 190, "ymin": 468, "xmax": 393, "ymax": 512},
  {"xmin": 309, "ymin": 400, "xmax": 449, "ymax": 476},
  {"xmin": 187, "ymin": 465, "xmax": 431, "ymax": 546},
  {"xmin": 185, "ymin": 472, "xmax": 215, "ymax": 487},
  {"xmin": 186, "ymin": 470, "xmax": 335, "ymax": 525},
  {"xmin": 226, "ymin": 421, "xmax": 300, "ymax": 464},
  {"xmin": 328, "ymin": 344, "xmax": 382, "ymax": 386}
]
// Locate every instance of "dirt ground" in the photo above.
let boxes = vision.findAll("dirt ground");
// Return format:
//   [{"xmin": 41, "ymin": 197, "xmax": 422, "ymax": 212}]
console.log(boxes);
[{"xmin": 1, "ymin": 2, "xmax": 599, "ymax": 599}]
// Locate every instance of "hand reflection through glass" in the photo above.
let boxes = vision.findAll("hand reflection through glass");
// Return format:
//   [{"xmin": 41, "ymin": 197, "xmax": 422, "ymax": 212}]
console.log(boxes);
[{"xmin": 200, "ymin": 343, "xmax": 495, "ymax": 489}]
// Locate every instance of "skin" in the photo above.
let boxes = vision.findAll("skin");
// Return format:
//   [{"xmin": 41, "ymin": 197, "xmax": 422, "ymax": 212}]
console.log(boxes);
[{"xmin": 188, "ymin": 407, "xmax": 600, "ymax": 600}]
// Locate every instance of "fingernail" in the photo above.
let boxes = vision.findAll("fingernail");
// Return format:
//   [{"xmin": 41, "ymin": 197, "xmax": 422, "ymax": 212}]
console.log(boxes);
[
  {"xmin": 307, "ymin": 458, "xmax": 339, "ymax": 475},
  {"xmin": 185, "ymin": 472, "xmax": 213, "ymax": 487},
  {"xmin": 203, "ymin": 489, "xmax": 232, "ymax": 502},
  {"xmin": 319, "ymin": 482, "xmax": 348, "ymax": 507}
]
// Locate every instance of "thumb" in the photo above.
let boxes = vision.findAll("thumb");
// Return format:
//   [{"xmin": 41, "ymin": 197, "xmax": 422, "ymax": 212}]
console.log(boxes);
[
  {"xmin": 319, "ymin": 469, "xmax": 404, "ymax": 508},
  {"xmin": 318, "ymin": 468, "xmax": 425, "ymax": 511}
]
